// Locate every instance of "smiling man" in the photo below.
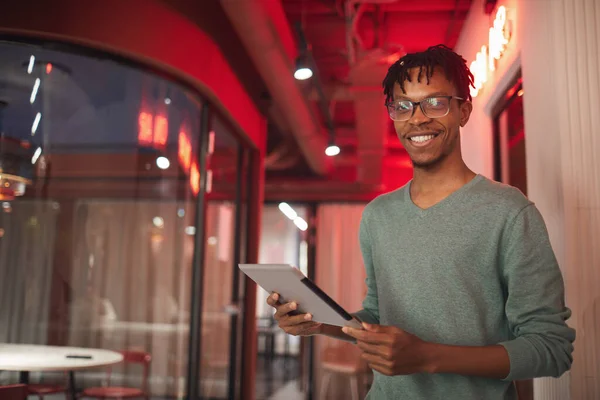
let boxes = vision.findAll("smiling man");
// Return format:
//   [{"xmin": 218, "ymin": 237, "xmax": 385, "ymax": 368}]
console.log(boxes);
[{"xmin": 266, "ymin": 44, "xmax": 575, "ymax": 399}]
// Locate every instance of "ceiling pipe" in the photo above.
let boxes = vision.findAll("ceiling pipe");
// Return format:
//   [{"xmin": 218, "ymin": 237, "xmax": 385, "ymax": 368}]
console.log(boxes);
[
  {"xmin": 343, "ymin": 0, "xmax": 399, "ymax": 185},
  {"xmin": 220, "ymin": 0, "xmax": 330, "ymax": 176},
  {"xmin": 344, "ymin": 0, "xmax": 399, "ymax": 65}
]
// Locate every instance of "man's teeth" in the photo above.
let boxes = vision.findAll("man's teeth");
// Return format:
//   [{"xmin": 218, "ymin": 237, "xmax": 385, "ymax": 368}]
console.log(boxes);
[{"xmin": 410, "ymin": 134, "xmax": 436, "ymax": 143}]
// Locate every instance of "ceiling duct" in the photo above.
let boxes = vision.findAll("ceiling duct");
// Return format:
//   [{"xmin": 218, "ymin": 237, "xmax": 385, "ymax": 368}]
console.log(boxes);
[{"xmin": 220, "ymin": 0, "xmax": 331, "ymax": 176}]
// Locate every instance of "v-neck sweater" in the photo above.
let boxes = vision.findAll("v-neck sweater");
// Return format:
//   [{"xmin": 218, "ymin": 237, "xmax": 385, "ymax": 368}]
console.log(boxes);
[{"xmin": 354, "ymin": 174, "xmax": 575, "ymax": 399}]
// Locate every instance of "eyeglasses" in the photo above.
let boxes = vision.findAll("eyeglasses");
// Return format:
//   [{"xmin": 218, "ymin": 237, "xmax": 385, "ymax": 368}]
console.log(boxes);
[{"xmin": 385, "ymin": 96, "xmax": 464, "ymax": 121}]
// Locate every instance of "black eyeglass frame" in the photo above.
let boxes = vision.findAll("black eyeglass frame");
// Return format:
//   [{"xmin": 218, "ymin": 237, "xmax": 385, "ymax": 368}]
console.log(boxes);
[{"xmin": 385, "ymin": 95, "xmax": 466, "ymax": 121}]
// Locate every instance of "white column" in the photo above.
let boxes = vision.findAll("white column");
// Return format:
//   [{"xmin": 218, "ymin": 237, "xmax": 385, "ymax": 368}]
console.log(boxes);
[{"xmin": 520, "ymin": 0, "xmax": 600, "ymax": 399}]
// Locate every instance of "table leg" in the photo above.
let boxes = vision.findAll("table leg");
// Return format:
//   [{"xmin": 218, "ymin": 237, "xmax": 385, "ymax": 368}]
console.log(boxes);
[
  {"xmin": 18, "ymin": 371, "xmax": 29, "ymax": 384},
  {"xmin": 68, "ymin": 371, "xmax": 77, "ymax": 400}
]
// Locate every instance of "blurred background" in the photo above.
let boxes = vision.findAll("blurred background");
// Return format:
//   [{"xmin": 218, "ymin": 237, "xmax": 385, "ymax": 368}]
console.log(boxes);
[{"xmin": 0, "ymin": 0, "xmax": 597, "ymax": 399}]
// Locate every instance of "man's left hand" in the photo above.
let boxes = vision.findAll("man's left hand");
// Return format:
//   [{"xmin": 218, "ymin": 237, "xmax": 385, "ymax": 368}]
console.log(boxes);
[{"xmin": 342, "ymin": 322, "xmax": 434, "ymax": 376}]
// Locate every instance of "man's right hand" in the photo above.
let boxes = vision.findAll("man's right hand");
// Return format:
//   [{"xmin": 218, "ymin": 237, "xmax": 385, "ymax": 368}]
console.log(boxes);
[{"xmin": 266, "ymin": 292, "xmax": 323, "ymax": 336}]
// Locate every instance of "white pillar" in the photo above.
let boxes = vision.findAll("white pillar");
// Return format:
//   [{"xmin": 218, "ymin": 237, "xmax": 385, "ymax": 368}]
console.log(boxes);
[{"xmin": 520, "ymin": 0, "xmax": 600, "ymax": 399}]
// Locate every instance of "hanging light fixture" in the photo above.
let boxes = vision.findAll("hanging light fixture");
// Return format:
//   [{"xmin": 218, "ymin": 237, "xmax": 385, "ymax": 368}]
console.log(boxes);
[
  {"xmin": 294, "ymin": 21, "xmax": 313, "ymax": 81},
  {"xmin": 325, "ymin": 126, "xmax": 340, "ymax": 156},
  {"xmin": 294, "ymin": 54, "xmax": 313, "ymax": 80},
  {"xmin": 325, "ymin": 141, "xmax": 340, "ymax": 156},
  {"xmin": 293, "ymin": 20, "xmax": 338, "ymax": 155},
  {"xmin": 0, "ymin": 101, "xmax": 33, "ymax": 200}
]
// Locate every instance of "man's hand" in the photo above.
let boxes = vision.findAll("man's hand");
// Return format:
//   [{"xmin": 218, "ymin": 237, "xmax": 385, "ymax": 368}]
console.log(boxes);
[
  {"xmin": 266, "ymin": 292, "xmax": 323, "ymax": 336},
  {"xmin": 342, "ymin": 322, "xmax": 433, "ymax": 376}
]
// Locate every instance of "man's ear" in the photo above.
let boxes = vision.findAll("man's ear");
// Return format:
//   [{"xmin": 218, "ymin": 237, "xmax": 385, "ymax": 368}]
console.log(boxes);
[{"xmin": 460, "ymin": 101, "xmax": 473, "ymax": 127}]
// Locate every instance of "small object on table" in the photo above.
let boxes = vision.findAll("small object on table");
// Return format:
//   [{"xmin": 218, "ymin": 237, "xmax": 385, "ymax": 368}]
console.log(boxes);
[{"xmin": 65, "ymin": 355, "xmax": 93, "ymax": 360}]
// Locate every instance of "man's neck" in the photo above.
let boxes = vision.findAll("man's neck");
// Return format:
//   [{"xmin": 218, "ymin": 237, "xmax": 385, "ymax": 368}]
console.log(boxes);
[{"xmin": 411, "ymin": 157, "xmax": 476, "ymax": 196}]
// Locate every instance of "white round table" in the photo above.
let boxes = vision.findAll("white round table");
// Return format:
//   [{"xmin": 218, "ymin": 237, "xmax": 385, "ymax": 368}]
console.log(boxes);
[{"xmin": 0, "ymin": 343, "xmax": 124, "ymax": 400}]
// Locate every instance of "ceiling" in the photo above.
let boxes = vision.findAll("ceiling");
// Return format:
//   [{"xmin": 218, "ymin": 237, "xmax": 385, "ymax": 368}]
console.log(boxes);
[
  {"xmin": 154, "ymin": 0, "xmax": 476, "ymax": 199},
  {"xmin": 281, "ymin": 0, "xmax": 472, "ymax": 184},
  {"xmin": 212, "ymin": 0, "xmax": 474, "ymax": 198}
]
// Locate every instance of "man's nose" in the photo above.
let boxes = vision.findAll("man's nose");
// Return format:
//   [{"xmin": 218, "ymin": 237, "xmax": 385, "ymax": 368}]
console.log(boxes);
[{"xmin": 409, "ymin": 105, "xmax": 431, "ymax": 126}]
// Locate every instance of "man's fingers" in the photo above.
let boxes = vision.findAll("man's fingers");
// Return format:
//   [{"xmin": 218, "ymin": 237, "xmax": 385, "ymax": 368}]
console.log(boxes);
[
  {"xmin": 274, "ymin": 301, "xmax": 298, "ymax": 319},
  {"xmin": 343, "ymin": 326, "xmax": 392, "ymax": 345},
  {"xmin": 266, "ymin": 292, "xmax": 280, "ymax": 307},
  {"xmin": 297, "ymin": 322, "xmax": 322, "ymax": 336},
  {"xmin": 282, "ymin": 321, "xmax": 322, "ymax": 336},
  {"xmin": 279, "ymin": 313, "xmax": 311, "ymax": 327},
  {"xmin": 368, "ymin": 361, "xmax": 394, "ymax": 376},
  {"xmin": 361, "ymin": 351, "xmax": 392, "ymax": 368},
  {"xmin": 342, "ymin": 326, "xmax": 376, "ymax": 343},
  {"xmin": 355, "ymin": 340, "xmax": 390, "ymax": 359}
]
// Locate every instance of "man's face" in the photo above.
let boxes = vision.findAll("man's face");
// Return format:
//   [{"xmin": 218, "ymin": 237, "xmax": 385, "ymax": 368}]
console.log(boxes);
[{"xmin": 392, "ymin": 67, "xmax": 472, "ymax": 168}]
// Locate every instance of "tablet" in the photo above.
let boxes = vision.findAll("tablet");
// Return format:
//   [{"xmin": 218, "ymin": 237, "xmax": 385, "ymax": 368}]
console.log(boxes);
[{"xmin": 238, "ymin": 263, "xmax": 362, "ymax": 329}]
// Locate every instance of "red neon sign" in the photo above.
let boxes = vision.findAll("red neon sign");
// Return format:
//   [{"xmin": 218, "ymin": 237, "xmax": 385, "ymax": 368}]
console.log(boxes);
[
  {"xmin": 469, "ymin": 6, "xmax": 512, "ymax": 97},
  {"xmin": 138, "ymin": 111, "xmax": 154, "ymax": 146},
  {"xmin": 190, "ymin": 162, "xmax": 200, "ymax": 195},
  {"xmin": 137, "ymin": 111, "xmax": 169, "ymax": 148},
  {"xmin": 178, "ymin": 129, "xmax": 192, "ymax": 171},
  {"xmin": 153, "ymin": 115, "xmax": 168, "ymax": 147}
]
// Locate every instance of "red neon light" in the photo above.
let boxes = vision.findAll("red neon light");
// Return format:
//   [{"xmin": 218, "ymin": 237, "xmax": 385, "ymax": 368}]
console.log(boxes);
[
  {"xmin": 153, "ymin": 115, "xmax": 168, "ymax": 147},
  {"xmin": 46, "ymin": 63, "xmax": 52, "ymax": 74},
  {"xmin": 469, "ymin": 6, "xmax": 512, "ymax": 97},
  {"xmin": 190, "ymin": 162, "xmax": 200, "ymax": 195},
  {"xmin": 138, "ymin": 111, "xmax": 154, "ymax": 145},
  {"xmin": 178, "ymin": 130, "xmax": 192, "ymax": 171}
]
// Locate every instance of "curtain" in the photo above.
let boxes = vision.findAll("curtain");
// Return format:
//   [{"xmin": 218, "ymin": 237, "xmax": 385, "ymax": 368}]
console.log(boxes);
[
  {"xmin": 0, "ymin": 200, "xmax": 58, "ymax": 384},
  {"xmin": 67, "ymin": 199, "xmax": 194, "ymax": 396},
  {"xmin": 0, "ymin": 200, "xmax": 58, "ymax": 344},
  {"xmin": 313, "ymin": 203, "xmax": 370, "ymax": 399},
  {"xmin": 199, "ymin": 201, "xmax": 236, "ymax": 399}
]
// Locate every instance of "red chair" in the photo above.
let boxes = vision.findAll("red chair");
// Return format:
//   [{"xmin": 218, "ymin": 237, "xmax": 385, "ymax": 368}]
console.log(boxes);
[
  {"xmin": 0, "ymin": 384, "xmax": 28, "ymax": 400},
  {"xmin": 27, "ymin": 372, "xmax": 69, "ymax": 399},
  {"xmin": 79, "ymin": 350, "xmax": 151, "ymax": 399},
  {"xmin": 28, "ymin": 382, "xmax": 68, "ymax": 399}
]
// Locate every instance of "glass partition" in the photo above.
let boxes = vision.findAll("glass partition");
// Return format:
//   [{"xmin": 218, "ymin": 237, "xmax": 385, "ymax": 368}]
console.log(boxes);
[{"xmin": 0, "ymin": 39, "xmax": 205, "ymax": 398}]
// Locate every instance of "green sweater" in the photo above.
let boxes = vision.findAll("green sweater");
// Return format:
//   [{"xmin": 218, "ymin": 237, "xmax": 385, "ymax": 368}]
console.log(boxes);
[{"xmin": 354, "ymin": 174, "xmax": 575, "ymax": 400}]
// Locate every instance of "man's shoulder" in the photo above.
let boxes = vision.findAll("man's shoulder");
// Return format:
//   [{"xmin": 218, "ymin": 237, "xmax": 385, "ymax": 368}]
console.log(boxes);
[
  {"xmin": 362, "ymin": 183, "xmax": 409, "ymax": 219},
  {"xmin": 472, "ymin": 175, "xmax": 532, "ymax": 214}
]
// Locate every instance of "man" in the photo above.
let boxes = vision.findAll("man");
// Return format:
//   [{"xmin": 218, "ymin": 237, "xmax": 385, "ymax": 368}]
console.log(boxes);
[{"xmin": 266, "ymin": 44, "xmax": 575, "ymax": 399}]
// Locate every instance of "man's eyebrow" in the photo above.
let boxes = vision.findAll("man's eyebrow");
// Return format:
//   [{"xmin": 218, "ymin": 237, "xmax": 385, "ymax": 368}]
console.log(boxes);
[{"xmin": 392, "ymin": 91, "xmax": 450, "ymax": 101}]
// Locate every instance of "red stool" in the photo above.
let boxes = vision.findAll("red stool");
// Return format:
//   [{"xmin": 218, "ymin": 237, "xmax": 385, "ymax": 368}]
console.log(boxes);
[
  {"xmin": 79, "ymin": 350, "xmax": 151, "ymax": 399},
  {"xmin": 0, "ymin": 384, "xmax": 28, "ymax": 400}
]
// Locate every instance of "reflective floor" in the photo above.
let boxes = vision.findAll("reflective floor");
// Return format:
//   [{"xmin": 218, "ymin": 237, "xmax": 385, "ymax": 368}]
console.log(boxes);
[{"xmin": 256, "ymin": 355, "xmax": 301, "ymax": 400}]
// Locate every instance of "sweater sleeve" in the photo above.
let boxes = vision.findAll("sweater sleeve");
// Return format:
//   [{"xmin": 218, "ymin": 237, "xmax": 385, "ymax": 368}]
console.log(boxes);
[
  {"xmin": 498, "ymin": 204, "xmax": 575, "ymax": 381},
  {"xmin": 353, "ymin": 209, "xmax": 380, "ymax": 325}
]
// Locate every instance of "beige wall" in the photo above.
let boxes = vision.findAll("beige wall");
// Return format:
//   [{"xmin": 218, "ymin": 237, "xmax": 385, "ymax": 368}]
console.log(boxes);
[
  {"xmin": 456, "ymin": 1, "xmax": 600, "ymax": 399},
  {"xmin": 455, "ymin": 0, "xmax": 523, "ymax": 178}
]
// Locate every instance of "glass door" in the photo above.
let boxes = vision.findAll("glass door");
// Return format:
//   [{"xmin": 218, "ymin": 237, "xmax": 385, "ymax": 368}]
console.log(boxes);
[
  {"xmin": 199, "ymin": 114, "xmax": 248, "ymax": 399},
  {"xmin": 493, "ymin": 73, "xmax": 527, "ymax": 195}
]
